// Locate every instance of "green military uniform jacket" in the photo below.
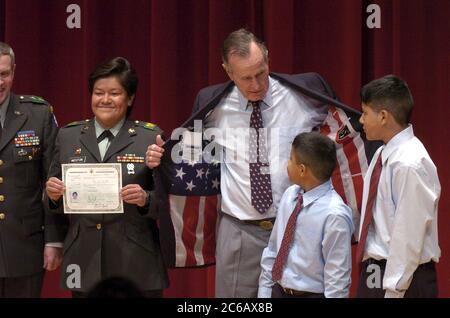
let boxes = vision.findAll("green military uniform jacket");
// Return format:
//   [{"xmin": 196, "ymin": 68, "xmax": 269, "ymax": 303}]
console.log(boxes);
[
  {"xmin": 47, "ymin": 118, "xmax": 169, "ymax": 292},
  {"xmin": 0, "ymin": 94, "xmax": 65, "ymax": 277}
]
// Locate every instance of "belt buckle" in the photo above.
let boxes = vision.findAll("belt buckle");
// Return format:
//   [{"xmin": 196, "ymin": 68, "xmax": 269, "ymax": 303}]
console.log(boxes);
[
  {"xmin": 283, "ymin": 287, "xmax": 295, "ymax": 296},
  {"xmin": 259, "ymin": 220, "xmax": 273, "ymax": 231}
]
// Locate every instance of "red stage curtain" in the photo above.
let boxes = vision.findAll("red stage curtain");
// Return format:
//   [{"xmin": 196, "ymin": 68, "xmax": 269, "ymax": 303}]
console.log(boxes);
[{"xmin": 1, "ymin": 0, "xmax": 448, "ymax": 297}]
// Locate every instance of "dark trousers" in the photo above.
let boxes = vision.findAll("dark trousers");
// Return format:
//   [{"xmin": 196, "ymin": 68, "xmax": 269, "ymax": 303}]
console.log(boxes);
[
  {"xmin": 0, "ymin": 271, "xmax": 44, "ymax": 298},
  {"xmin": 357, "ymin": 259, "xmax": 438, "ymax": 298},
  {"xmin": 271, "ymin": 283, "xmax": 325, "ymax": 298}
]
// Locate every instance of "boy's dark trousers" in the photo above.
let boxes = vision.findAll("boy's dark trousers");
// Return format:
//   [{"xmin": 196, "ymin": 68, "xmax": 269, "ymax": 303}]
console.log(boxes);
[{"xmin": 357, "ymin": 258, "xmax": 437, "ymax": 298}]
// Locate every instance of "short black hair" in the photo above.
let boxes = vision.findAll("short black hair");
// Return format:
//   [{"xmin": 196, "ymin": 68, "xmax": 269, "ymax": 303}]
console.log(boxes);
[
  {"xmin": 360, "ymin": 75, "xmax": 414, "ymax": 126},
  {"xmin": 292, "ymin": 132, "xmax": 336, "ymax": 182},
  {"xmin": 88, "ymin": 57, "xmax": 138, "ymax": 117}
]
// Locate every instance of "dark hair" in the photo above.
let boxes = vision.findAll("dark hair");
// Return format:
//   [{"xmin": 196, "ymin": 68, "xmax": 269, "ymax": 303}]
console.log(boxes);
[
  {"xmin": 292, "ymin": 132, "xmax": 336, "ymax": 182},
  {"xmin": 360, "ymin": 75, "xmax": 414, "ymax": 126},
  {"xmin": 222, "ymin": 28, "xmax": 268, "ymax": 65},
  {"xmin": 87, "ymin": 276, "xmax": 144, "ymax": 298},
  {"xmin": 88, "ymin": 57, "xmax": 138, "ymax": 117}
]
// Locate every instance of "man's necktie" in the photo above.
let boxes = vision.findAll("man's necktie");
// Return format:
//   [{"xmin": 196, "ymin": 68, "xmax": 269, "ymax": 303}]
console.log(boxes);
[
  {"xmin": 272, "ymin": 192, "xmax": 303, "ymax": 282},
  {"xmin": 355, "ymin": 151, "xmax": 383, "ymax": 269},
  {"xmin": 97, "ymin": 130, "xmax": 114, "ymax": 144},
  {"xmin": 249, "ymin": 101, "xmax": 273, "ymax": 214}
]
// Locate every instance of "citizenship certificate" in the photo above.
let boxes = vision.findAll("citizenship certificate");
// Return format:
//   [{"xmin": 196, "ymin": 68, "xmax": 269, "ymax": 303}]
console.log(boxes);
[{"xmin": 62, "ymin": 163, "xmax": 123, "ymax": 214}]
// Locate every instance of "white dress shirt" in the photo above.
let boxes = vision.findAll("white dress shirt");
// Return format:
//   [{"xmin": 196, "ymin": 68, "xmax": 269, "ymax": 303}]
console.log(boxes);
[
  {"xmin": 205, "ymin": 77, "xmax": 328, "ymax": 220},
  {"xmin": 358, "ymin": 125, "xmax": 441, "ymax": 298}
]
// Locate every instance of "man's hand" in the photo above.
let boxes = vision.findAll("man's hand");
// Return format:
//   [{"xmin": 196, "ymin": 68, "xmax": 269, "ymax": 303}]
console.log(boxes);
[
  {"xmin": 43, "ymin": 246, "xmax": 63, "ymax": 271},
  {"xmin": 46, "ymin": 177, "xmax": 65, "ymax": 201},
  {"xmin": 145, "ymin": 135, "xmax": 165, "ymax": 169},
  {"xmin": 121, "ymin": 184, "xmax": 148, "ymax": 207}
]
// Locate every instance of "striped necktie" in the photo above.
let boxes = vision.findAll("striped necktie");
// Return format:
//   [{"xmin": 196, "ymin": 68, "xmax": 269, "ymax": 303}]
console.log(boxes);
[{"xmin": 272, "ymin": 192, "xmax": 303, "ymax": 282}]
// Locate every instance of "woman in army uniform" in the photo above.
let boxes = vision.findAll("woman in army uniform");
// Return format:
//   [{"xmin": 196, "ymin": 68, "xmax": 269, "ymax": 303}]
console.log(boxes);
[{"xmin": 45, "ymin": 57, "xmax": 168, "ymax": 297}]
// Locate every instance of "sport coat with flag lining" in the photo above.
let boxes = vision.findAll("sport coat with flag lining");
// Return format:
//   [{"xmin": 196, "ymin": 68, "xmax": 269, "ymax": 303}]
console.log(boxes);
[{"xmin": 154, "ymin": 72, "xmax": 381, "ymax": 268}]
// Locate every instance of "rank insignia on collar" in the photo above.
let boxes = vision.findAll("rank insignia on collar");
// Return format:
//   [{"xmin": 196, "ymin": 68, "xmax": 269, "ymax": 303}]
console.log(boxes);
[
  {"xmin": 128, "ymin": 128, "xmax": 136, "ymax": 135},
  {"xmin": 30, "ymin": 95, "xmax": 45, "ymax": 103},
  {"xmin": 144, "ymin": 123, "xmax": 155, "ymax": 129}
]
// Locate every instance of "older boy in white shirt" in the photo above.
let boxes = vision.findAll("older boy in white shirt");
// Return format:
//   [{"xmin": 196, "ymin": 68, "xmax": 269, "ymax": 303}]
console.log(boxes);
[{"xmin": 356, "ymin": 75, "xmax": 441, "ymax": 298}]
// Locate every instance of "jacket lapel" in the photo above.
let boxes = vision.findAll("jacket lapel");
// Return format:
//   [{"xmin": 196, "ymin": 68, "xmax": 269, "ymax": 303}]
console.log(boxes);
[
  {"xmin": 103, "ymin": 120, "xmax": 134, "ymax": 162},
  {"xmin": 0, "ymin": 95, "xmax": 28, "ymax": 153},
  {"xmin": 188, "ymin": 82, "xmax": 233, "ymax": 125},
  {"xmin": 79, "ymin": 120, "xmax": 102, "ymax": 162},
  {"xmin": 164, "ymin": 81, "xmax": 233, "ymax": 149},
  {"xmin": 270, "ymin": 72, "xmax": 357, "ymax": 115}
]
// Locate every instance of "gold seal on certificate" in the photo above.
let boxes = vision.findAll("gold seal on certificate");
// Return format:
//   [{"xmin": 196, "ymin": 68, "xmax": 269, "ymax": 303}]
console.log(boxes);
[{"xmin": 62, "ymin": 163, "xmax": 124, "ymax": 214}]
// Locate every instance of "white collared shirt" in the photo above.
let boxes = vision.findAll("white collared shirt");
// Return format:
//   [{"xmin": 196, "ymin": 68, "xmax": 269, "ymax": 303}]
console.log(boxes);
[
  {"xmin": 205, "ymin": 77, "xmax": 328, "ymax": 220},
  {"xmin": 359, "ymin": 125, "xmax": 441, "ymax": 297}
]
